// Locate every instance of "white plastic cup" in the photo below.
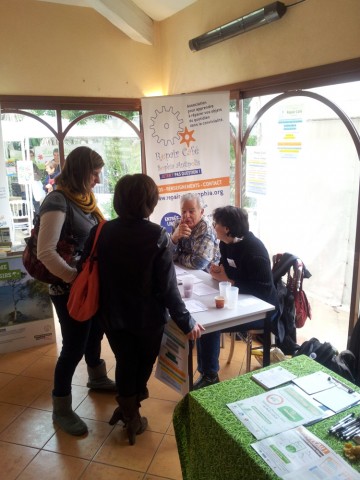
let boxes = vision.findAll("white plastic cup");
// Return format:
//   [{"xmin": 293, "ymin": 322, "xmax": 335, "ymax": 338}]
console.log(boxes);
[
  {"xmin": 182, "ymin": 275, "xmax": 194, "ymax": 298},
  {"xmin": 219, "ymin": 281, "xmax": 231, "ymax": 303},
  {"xmin": 227, "ymin": 286, "xmax": 239, "ymax": 309}
]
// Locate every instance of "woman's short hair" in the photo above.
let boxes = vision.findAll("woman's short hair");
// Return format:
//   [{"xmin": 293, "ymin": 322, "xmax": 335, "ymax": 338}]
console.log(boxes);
[
  {"xmin": 213, "ymin": 206, "xmax": 249, "ymax": 237},
  {"xmin": 56, "ymin": 146, "xmax": 104, "ymax": 195},
  {"xmin": 113, "ymin": 174, "xmax": 159, "ymax": 219}
]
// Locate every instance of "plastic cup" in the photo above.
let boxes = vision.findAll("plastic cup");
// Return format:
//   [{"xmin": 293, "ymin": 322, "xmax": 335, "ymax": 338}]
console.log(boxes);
[
  {"xmin": 227, "ymin": 286, "xmax": 239, "ymax": 309},
  {"xmin": 182, "ymin": 275, "xmax": 194, "ymax": 298},
  {"xmin": 219, "ymin": 281, "xmax": 231, "ymax": 303},
  {"xmin": 215, "ymin": 296, "xmax": 225, "ymax": 309}
]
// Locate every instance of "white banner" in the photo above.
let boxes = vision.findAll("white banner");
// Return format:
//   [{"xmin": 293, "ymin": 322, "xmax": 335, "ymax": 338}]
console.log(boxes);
[
  {"xmin": 142, "ymin": 92, "xmax": 230, "ymax": 231},
  {"xmin": 0, "ymin": 107, "xmax": 15, "ymax": 242}
]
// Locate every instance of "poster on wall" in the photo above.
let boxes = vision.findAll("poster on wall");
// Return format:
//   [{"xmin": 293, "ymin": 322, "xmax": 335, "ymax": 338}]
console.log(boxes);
[
  {"xmin": 141, "ymin": 92, "xmax": 230, "ymax": 230},
  {"xmin": 277, "ymin": 102, "xmax": 304, "ymax": 160},
  {"xmin": 0, "ymin": 255, "xmax": 55, "ymax": 353}
]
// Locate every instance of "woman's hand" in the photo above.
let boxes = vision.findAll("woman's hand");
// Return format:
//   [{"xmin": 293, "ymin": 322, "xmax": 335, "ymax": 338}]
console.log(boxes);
[
  {"xmin": 186, "ymin": 323, "xmax": 205, "ymax": 340},
  {"xmin": 210, "ymin": 263, "xmax": 230, "ymax": 282}
]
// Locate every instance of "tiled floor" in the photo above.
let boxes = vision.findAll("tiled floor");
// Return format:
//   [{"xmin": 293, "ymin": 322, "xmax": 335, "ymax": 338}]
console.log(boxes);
[
  {"xmin": 0, "ymin": 318, "xmax": 252, "ymax": 480},
  {"xmin": 0, "ymin": 295, "xmax": 349, "ymax": 479}
]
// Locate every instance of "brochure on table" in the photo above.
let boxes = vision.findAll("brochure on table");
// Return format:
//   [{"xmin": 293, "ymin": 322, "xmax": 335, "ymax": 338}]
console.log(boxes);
[
  {"xmin": 252, "ymin": 425, "xmax": 360, "ymax": 479},
  {"xmin": 155, "ymin": 319, "xmax": 189, "ymax": 395},
  {"xmin": 227, "ymin": 385, "xmax": 326, "ymax": 440}
]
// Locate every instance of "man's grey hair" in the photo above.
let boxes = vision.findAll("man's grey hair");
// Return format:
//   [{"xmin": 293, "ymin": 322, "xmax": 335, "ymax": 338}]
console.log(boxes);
[{"xmin": 180, "ymin": 193, "xmax": 204, "ymax": 209}]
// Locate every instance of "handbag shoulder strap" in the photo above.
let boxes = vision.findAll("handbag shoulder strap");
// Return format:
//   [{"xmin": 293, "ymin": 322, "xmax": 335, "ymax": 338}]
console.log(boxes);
[{"xmin": 90, "ymin": 220, "xmax": 106, "ymax": 256}]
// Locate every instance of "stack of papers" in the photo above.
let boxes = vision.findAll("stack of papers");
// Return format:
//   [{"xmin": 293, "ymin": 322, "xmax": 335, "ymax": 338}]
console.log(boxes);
[
  {"xmin": 252, "ymin": 366, "xmax": 297, "ymax": 390},
  {"xmin": 293, "ymin": 371, "xmax": 360, "ymax": 413}
]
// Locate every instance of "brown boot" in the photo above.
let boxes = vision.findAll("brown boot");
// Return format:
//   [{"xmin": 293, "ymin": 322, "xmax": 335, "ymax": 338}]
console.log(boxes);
[
  {"xmin": 109, "ymin": 388, "xmax": 149, "ymax": 426},
  {"xmin": 119, "ymin": 395, "xmax": 148, "ymax": 445},
  {"xmin": 108, "ymin": 395, "xmax": 124, "ymax": 425}
]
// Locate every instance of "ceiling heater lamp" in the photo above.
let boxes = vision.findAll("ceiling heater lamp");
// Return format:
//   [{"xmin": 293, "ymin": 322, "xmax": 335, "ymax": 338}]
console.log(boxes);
[{"xmin": 189, "ymin": 1, "xmax": 287, "ymax": 52}]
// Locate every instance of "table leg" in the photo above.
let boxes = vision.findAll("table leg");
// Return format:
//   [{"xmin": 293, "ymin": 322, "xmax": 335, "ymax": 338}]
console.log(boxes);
[
  {"xmin": 263, "ymin": 315, "xmax": 271, "ymax": 367},
  {"xmin": 188, "ymin": 340, "xmax": 194, "ymax": 391}
]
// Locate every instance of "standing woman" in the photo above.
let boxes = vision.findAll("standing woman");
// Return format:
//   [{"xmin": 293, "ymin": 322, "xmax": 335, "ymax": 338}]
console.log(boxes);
[
  {"xmin": 83, "ymin": 173, "xmax": 204, "ymax": 445},
  {"xmin": 37, "ymin": 146, "xmax": 115, "ymax": 436}
]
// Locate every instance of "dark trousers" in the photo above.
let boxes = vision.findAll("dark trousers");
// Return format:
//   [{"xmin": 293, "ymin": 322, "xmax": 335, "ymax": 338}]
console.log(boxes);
[
  {"xmin": 196, "ymin": 318, "xmax": 265, "ymax": 375},
  {"xmin": 50, "ymin": 293, "xmax": 104, "ymax": 396},
  {"xmin": 105, "ymin": 326, "xmax": 164, "ymax": 397}
]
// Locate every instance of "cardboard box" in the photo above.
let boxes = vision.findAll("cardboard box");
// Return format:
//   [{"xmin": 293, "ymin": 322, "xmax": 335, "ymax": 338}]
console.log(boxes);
[{"xmin": 0, "ymin": 255, "xmax": 56, "ymax": 353}]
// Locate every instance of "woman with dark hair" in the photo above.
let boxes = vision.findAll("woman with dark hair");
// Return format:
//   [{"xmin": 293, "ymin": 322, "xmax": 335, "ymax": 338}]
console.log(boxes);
[
  {"xmin": 84, "ymin": 173, "xmax": 204, "ymax": 445},
  {"xmin": 37, "ymin": 146, "xmax": 116, "ymax": 436},
  {"xmin": 193, "ymin": 206, "xmax": 280, "ymax": 390}
]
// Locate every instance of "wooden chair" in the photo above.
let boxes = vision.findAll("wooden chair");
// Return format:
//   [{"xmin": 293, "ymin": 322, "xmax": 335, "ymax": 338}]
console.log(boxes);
[{"xmin": 226, "ymin": 330, "xmax": 265, "ymax": 373}]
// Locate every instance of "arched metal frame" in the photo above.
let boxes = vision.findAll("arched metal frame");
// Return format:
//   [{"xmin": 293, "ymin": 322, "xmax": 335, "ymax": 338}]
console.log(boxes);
[
  {"xmin": 2, "ymin": 108, "xmax": 142, "ymax": 169},
  {"xmin": 239, "ymin": 90, "xmax": 360, "ymax": 342}
]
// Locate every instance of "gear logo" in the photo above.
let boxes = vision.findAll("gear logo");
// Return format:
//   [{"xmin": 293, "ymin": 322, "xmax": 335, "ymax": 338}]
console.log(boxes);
[{"xmin": 150, "ymin": 106, "xmax": 184, "ymax": 146}]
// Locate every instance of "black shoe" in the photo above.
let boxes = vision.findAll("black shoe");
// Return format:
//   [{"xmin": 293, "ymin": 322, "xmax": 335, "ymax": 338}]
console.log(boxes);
[{"xmin": 193, "ymin": 374, "xmax": 220, "ymax": 390}]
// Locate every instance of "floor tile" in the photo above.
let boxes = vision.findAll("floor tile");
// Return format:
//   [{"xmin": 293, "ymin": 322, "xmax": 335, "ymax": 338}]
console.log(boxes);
[
  {"xmin": 147, "ymin": 375, "xmax": 182, "ymax": 403},
  {"xmin": 44, "ymin": 418, "xmax": 113, "ymax": 460},
  {"xmin": 17, "ymin": 449, "xmax": 89, "ymax": 479},
  {"xmin": 0, "ymin": 375, "xmax": 51, "ymax": 406},
  {"xmin": 0, "ymin": 349, "xmax": 44, "ymax": 375},
  {"xmin": 0, "ymin": 440, "xmax": 39, "ymax": 479},
  {"xmin": 94, "ymin": 427, "xmax": 163, "ymax": 472},
  {"xmin": 147, "ymin": 434, "xmax": 182, "ymax": 480},
  {"xmin": 75, "ymin": 390, "xmax": 117, "ymax": 422},
  {"xmin": 71, "ymin": 361, "xmax": 89, "ymax": 388},
  {"xmin": 82, "ymin": 462, "xmax": 145, "ymax": 479},
  {"xmin": 29, "ymin": 384, "xmax": 53, "ymax": 410},
  {"xmin": 144, "ymin": 476, "xmax": 177, "ymax": 480},
  {"xmin": 0, "ymin": 407, "xmax": 56, "ymax": 448},
  {"xmin": 0, "ymin": 401, "xmax": 26, "ymax": 433},
  {"xmin": 21, "ymin": 355, "xmax": 57, "ymax": 381},
  {"xmin": 141, "ymin": 397, "xmax": 177, "ymax": 434},
  {"xmin": 0, "ymin": 371, "xmax": 16, "ymax": 388}
]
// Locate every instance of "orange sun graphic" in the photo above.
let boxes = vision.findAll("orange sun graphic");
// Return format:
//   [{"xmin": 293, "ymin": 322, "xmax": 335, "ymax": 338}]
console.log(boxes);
[{"xmin": 179, "ymin": 126, "xmax": 196, "ymax": 147}]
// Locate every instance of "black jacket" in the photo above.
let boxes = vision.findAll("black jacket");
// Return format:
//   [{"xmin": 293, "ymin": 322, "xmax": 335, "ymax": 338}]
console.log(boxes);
[
  {"xmin": 220, "ymin": 232, "xmax": 282, "ymax": 339},
  {"xmin": 82, "ymin": 218, "xmax": 195, "ymax": 336}
]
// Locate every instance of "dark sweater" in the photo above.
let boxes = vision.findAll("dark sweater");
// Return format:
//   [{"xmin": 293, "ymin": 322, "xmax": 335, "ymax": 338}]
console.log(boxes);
[
  {"xmin": 220, "ymin": 232, "xmax": 281, "ymax": 336},
  {"xmin": 83, "ymin": 218, "xmax": 195, "ymax": 336}
]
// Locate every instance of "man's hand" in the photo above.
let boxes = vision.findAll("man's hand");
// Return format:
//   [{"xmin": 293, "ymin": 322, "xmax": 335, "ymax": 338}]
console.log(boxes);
[
  {"xmin": 171, "ymin": 222, "xmax": 192, "ymax": 244},
  {"xmin": 186, "ymin": 323, "xmax": 205, "ymax": 340}
]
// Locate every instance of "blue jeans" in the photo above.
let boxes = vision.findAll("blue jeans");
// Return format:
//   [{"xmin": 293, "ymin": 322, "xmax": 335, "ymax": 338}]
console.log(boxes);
[
  {"xmin": 196, "ymin": 318, "xmax": 265, "ymax": 376},
  {"xmin": 50, "ymin": 293, "xmax": 105, "ymax": 397}
]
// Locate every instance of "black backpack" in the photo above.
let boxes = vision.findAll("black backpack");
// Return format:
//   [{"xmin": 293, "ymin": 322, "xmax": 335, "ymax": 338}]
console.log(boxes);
[{"xmin": 294, "ymin": 337, "xmax": 356, "ymax": 383}]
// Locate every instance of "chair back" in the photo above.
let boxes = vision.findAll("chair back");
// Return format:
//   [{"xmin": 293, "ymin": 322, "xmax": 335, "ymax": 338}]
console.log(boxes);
[
  {"xmin": 9, "ymin": 200, "xmax": 31, "ymax": 238},
  {"xmin": 10, "ymin": 200, "xmax": 29, "ymax": 220}
]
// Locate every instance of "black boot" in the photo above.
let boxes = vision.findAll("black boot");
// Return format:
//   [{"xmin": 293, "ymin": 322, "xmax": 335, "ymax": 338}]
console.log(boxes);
[{"xmin": 118, "ymin": 395, "xmax": 148, "ymax": 445}]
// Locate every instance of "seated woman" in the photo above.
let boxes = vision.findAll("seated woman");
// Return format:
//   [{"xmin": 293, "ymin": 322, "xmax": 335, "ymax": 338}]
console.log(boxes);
[{"xmin": 194, "ymin": 206, "xmax": 282, "ymax": 390}]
